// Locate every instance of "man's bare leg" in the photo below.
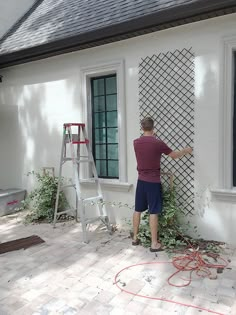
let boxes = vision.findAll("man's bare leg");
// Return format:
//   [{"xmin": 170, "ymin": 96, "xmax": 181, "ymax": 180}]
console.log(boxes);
[
  {"xmin": 133, "ymin": 211, "xmax": 141, "ymax": 241},
  {"xmin": 149, "ymin": 214, "xmax": 161, "ymax": 249}
]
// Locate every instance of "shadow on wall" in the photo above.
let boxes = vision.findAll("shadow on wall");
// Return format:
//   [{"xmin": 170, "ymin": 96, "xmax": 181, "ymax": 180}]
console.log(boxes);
[
  {"xmin": 0, "ymin": 104, "xmax": 23, "ymax": 189},
  {"xmin": 17, "ymin": 84, "xmax": 62, "ymax": 191},
  {"xmin": 0, "ymin": 55, "xmax": 83, "ymax": 191},
  {"xmin": 0, "ymin": 81, "xmax": 64, "ymax": 191},
  {"xmin": 0, "ymin": 82, "xmax": 25, "ymax": 188}
]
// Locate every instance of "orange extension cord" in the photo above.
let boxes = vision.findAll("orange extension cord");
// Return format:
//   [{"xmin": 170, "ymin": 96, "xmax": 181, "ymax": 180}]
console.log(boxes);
[{"xmin": 114, "ymin": 249, "xmax": 229, "ymax": 315}]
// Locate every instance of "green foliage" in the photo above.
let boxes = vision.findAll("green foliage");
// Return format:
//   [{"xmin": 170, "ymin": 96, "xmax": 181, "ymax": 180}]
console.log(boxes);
[
  {"xmin": 23, "ymin": 171, "xmax": 68, "ymax": 223},
  {"xmin": 205, "ymin": 243, "xmax": 221, "ymax": 253},
  {"xmin": 137, "ymin": 211, "xmax": 152, "ymax": 247},
  {"xmin": 137, "ymin": 186, "xmax": 188, "ymax": 249}
]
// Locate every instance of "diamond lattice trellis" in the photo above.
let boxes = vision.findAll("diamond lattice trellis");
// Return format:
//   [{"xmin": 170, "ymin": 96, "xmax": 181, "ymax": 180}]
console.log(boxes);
[{"xmin": 139, "ymin": 48, "xmax": 194, "ymax": 215}]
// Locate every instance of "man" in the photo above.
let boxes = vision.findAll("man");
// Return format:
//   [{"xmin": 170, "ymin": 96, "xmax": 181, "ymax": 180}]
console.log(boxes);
[{"xmin": 133, "ymin": 117, "xmax": 192, "ymax": 252}]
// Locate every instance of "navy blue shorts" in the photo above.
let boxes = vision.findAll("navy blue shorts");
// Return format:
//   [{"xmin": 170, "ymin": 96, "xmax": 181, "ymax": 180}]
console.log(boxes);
[{"xmin": 135, "ymin": 180, "xmax": 163, "ymax": 214}]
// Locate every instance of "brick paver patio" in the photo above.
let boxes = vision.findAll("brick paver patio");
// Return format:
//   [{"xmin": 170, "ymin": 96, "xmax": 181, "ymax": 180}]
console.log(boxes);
[{"xmin": 0, "ymin": 213, "xmax": 236, "ymax": 315}]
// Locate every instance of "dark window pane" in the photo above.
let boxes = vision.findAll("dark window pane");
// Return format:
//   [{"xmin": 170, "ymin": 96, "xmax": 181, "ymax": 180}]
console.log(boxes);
[
  {"xmin": 93, "ymin": 79, "xmax": 104, "ymax": 96},
  {"xmin": 95, "ymin": 145, "xmax": 106, "ymax": 159},
  {"xmin": 107, "ymin": 111, "xmax": 117, "ymax": 127},
  {"xmin": 96, "ymin": 160, "xmax": 107, "ymax": 177},
  {"xmin": 108, "ymin": 144, "xmax": 118, "ymax": 159},
  {"xmin": 108, "ymin": 160, "xmax": 118, "ymax": 178},
  {"xmin": 233, "ymin": 52, "xmax": 236, "ymax": 186},
  {"xmin": 94, "ymin": 112, "xmax": 105, "ymax": 128},
  {"xmin": 106, "ymin": 95, "xmax": 117, "ymax": 111},
  {"xmin": 94, "ymin": 96, "xmax": 105, "ymax": 112},
  {"xmin": 95, "ymin": 128, "xmax": 106, "ymax": 144},
  {"xmin": 107, "ymin": 128, "xmax": 118, "ymax": 143},
  {"xmin": 106, "ymin": 76, "xmax": 117, "ymax": 94},
  {"xmin": 91, "ymin": 74, "xmax": 118, "ymax": 179}
]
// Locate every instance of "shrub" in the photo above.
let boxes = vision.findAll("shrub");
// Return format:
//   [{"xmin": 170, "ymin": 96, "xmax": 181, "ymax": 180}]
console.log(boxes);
[{"xmin": 23, "ymin": 171, "xmax": 68, "ymax": 223}]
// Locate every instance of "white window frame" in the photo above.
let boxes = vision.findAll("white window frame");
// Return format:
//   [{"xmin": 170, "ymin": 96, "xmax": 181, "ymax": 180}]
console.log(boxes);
[
  {"xmin": 80, "ymin": 59, "xmax": 132, "ymax": 192},
  {"xmin": 212, "ymin": 35, "xmax": 236, "ymax": 201}
]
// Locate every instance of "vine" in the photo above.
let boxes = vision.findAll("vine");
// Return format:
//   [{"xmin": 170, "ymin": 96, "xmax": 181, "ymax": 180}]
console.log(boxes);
[{"xmin": 22, "ymin": 171, "xmax": 68, "ymax": 223}]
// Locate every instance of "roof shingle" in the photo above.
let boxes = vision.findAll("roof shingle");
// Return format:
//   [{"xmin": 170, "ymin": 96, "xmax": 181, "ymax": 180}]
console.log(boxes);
[
  {"xmin": 0, "ymin": 0, "xmax": 194, "ymax": 54},
  {"xmin": 1, "ymin": 0, "xmax": 236, "ymax": 68}
]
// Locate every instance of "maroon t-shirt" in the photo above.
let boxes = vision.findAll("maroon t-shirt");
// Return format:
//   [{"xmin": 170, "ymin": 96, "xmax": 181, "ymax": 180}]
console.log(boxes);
[{"xmin": 133, "ymin": 136, "xmax": 172, "ymax": 183}]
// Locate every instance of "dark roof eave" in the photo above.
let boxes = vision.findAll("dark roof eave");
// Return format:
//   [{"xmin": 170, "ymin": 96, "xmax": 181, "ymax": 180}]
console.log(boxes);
[{"xmin": 1, "ymin": 0, "xmax": 236, "ymax": 69}]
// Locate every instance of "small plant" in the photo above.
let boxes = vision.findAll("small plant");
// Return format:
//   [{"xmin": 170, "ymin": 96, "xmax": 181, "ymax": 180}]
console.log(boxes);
[
  {"xmin": 137, "ymin": 186, "xmax": 189, "ymax": 249},
  {"xmin": 23, "ymin": 171, "xmax": 68, "ymax": 223}
]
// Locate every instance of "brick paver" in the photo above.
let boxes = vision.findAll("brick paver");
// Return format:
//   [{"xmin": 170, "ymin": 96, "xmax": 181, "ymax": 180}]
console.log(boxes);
[{"xmin": 0, "ymin": 213, "xmax": 236, "ymax": 314}]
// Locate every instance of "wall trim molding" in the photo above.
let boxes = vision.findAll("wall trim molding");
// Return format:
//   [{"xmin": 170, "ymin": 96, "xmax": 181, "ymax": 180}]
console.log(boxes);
[
  {"xmin": 80, "ymin": 59, "xmax": 127, "ymax": 182},
  {"xmin": 211, "ymin": 189, "xmax": 236, "ymax": 202},
  {"xmin": 80, "ymin": 179, "xmax": 133, "ymax": 192},
  {"xmin": 219, "ymin": 35, "xmax": 236, "ymax": 189}
]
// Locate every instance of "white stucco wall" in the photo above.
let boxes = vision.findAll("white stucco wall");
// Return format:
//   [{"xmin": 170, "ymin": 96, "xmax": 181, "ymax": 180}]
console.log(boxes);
[
  {"xmin": 1, "ymin": 13, "xmax": 236, "ymax": 243},
  {"xmin": 0, "ymin": 0, "xmax": 36, "ymax": 38}
]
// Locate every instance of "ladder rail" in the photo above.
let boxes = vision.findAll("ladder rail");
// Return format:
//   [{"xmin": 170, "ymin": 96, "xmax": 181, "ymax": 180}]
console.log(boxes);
[
  {"xmin": 82, "ymin": 126, "xmax": 108, "ymax": 222},
  {"xmin": 83, "ymin": 126, "xmax": 103, "ymax": 197},
  {"xmin": 53, "ymin": 129, "xmax": 66, "ymax": 227},
  {"xmin": 69, "ymin": 125, "xmax": 83, "ymax": 225}
]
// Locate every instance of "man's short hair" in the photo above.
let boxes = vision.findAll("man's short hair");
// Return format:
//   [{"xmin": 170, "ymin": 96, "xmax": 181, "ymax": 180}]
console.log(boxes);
[{"xmin": 141, "ymin": 117, "xmax": 154, "ymax": 131}]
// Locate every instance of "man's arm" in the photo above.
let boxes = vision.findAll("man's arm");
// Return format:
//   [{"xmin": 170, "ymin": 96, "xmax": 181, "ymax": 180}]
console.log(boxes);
[{"xmin": 168, "ymin": 147, "xmax": 193, "ymax": 159}]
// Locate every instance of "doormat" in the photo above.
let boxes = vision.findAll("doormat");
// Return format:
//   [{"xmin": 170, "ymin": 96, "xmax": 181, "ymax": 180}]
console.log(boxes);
[{"xmin": 0, "ymin": 235, "xmax": 45, "ymax": 254}]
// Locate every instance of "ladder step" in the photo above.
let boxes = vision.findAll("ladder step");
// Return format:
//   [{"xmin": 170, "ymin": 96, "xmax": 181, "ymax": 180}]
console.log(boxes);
[
  {"xmin": 64, "ymin": 123, "xmax": 85, "ymax": 127},
  {"xmin": 84, "ymin": 216, "xmax": 107, "ymax": 225},
  {"xmin": 63, "ymin": 158, "xmax": 75, "ymax": 162},
  {"xmin": 83, "ymin": 195, "xmax": 103, "ymax": 202},
  {"xmin": 55, "ymin": 209, "xmax": 76, "ymax": 216},
  {"xmin": 63, "ymin": 158, "xmax": 91, "ymax": 163},
  {"xmin": 72, "ymin": 140, "xmax": 89, "ymax": 144},
  {"xmin": 64, "ymin": 134, "xmax": 89, "ymax": 144}
]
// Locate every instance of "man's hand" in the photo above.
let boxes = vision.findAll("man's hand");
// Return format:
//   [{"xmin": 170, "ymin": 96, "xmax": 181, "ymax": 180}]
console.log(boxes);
[
  {"xmin": 184, "ymin": 147, "xmax": 193, "ymax": 154},
  {"xmin": 169, "ymin": 147, "xmax": 193, "ymax": 159}
]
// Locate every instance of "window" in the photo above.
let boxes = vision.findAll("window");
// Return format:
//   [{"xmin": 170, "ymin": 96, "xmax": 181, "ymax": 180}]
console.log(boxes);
[
  {"xmin": 211, "ymin": 36, "xmax": 236, "ymax": 201},
  {"xmin": 91, "ymin": 75, "xmax": 119, "ymax": 178},
  {"xmin": 233, "ymin": 52, "xmax": 236, "ymax": 187},
  {"xmin": 81, "ymin": 60, "xmax": 130, "ymax": 191}
]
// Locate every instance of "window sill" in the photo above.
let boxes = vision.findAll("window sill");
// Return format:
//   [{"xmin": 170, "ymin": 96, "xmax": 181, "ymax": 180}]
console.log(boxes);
[
  {"xmin": 211, "ymin": 189, "xmax": 236, "ymax": 202},
  {"xmin": 80, "ymin": 179, "xmax": 133, "ymax": 192}
]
